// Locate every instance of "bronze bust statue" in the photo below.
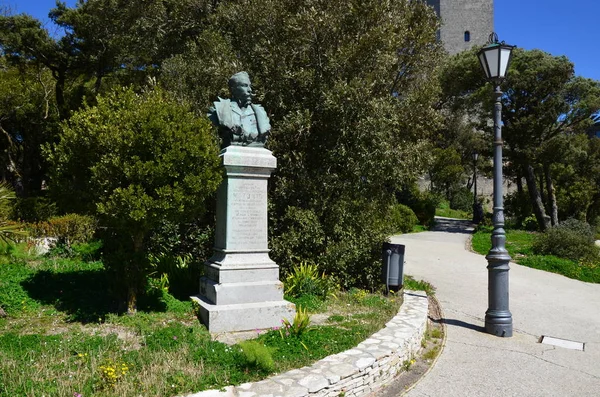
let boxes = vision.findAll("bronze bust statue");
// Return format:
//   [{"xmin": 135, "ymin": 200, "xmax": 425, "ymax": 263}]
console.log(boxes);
[{"xmin": 208, "ymin": 72, "xmax": 271, "ymax": 148}]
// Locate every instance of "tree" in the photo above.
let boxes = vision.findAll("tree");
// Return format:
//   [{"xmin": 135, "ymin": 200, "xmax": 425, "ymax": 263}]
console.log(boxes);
[
  {"xmin": 0, "ymin": 1, "xmax": 219, "ymax": 195},
  {"xmin": 439, "ymin": 48, "xmax": 600, "ymax": 229},
  {"xmin": 428, "ymin": 147, "xmax": 465, "ymax": 198},
  {"xmin": 5, "ymin": 0, "xmax": 446, "ymax": 291},
  {"xmin": 0, "ymin": 57, "xmax": 59, "ymax": 195},
  {"xmin": 46, "ymin": 87, "xmax": 222, "ymax": 313},
  {"xmin": 207, "ymin": 0, "xmax": 444, "ymax": 287}
]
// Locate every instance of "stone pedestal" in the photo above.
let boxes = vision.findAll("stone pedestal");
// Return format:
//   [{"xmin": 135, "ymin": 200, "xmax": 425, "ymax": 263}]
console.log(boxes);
[{"xmin": 193, "ymin": 146, "xmax": 295, "ymax": 333}]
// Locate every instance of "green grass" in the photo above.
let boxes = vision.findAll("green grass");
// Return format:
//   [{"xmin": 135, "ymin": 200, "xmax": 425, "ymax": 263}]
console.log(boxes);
[
  {"xmin": 435, "ymin": 201, "xmax": 471, "ymax": 220},
  {"xmin": 472, "ymin": 227, "xmax": 600, "ymax": 283},
  {"xmin": 257, "ymin": 290, "xmax": 401, "ymax": 373},
  {"xmin": 411, "ymin": 224, "xmax": 429, "ymax": 233},
  {"xmin": 404, "ymin": 275, "xmax": 436, "ymax": 295},
  {"xmin": 471, "ymin": 226, "xmax": 535, "ymax": 258},
  {"xmin": 0, "ymin": 245, "xmax": 404, "ymax": 396}
]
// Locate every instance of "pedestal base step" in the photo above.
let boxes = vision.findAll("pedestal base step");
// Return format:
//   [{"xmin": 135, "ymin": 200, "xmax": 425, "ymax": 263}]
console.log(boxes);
[
  {"xmin": 199, "ymin": 278, "xmax": 284, "ymax": 305},
  {"xmin": 191, "ymin": 295, "xmax": 296, "ymax": 333}
]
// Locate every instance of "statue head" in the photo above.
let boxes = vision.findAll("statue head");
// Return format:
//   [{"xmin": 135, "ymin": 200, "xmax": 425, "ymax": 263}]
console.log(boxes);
[{"xmin": 228, "ymin": 71, "xmax": 253, "ymax": 108}]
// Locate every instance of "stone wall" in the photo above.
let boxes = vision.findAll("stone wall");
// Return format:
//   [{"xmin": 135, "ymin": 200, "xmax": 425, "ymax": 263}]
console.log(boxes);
[
  {"xmin": 185, "ymin": 291, "xmax": 429, "ymax": 397},
  {"xmin": 418, "ymin": 174, "xmax": 519, "ymax": 213}
]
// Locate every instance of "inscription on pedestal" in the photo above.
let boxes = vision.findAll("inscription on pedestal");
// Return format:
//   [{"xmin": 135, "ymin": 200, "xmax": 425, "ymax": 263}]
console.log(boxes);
[
  {"xmin": 228, "ymin": 179, "xmax": 267, "ymax": 250},
  {"xmin": 224, "ymin": 155, "xmax": 276, "ymax": 168}
]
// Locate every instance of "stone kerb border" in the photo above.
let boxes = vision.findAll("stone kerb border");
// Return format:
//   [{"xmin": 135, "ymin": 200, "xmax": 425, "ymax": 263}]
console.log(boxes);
[{"xmin": 185, "ymin": 290, "xmax": 429, "ymax": 397}]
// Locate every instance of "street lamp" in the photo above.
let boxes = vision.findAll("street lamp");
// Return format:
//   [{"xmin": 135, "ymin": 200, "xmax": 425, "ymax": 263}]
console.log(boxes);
[
  {"xmin": 472, "ymin": 151, "xmax": 480, "ymax": 224},
  {"xmin": 477, "ymin": 33, "xmax": 515, "ymax": 337}
]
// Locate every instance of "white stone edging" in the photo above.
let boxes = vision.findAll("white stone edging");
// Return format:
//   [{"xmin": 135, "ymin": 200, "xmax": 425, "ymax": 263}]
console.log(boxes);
[{"xmin": 185, "ymin": 290, "xmax": 429, "ymax": 397}]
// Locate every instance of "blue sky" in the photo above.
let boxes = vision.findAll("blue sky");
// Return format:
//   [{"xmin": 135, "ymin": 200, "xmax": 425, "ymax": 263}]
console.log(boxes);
[{"xmin": 7, "ymin": 0, "xmax": 600, "ymax": 81}]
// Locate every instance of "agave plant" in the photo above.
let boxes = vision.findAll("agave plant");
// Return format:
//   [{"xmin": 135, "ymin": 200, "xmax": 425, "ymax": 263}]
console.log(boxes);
[
  {"xmin": 284, "ymin": 261, "xmax": 338, "ymax": 300},
  {"xmin": 280, "ymin": 306, "xmax": 311, "ymax": 338}
]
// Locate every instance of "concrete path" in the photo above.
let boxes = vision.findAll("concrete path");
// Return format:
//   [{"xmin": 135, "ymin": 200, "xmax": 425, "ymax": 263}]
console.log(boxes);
[{"xmin": 385, "ymin": 217, "xmax": 600, "ymax": 396}]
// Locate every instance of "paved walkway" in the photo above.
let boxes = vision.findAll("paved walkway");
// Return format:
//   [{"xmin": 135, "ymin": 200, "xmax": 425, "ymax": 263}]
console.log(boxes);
[{"xmin": 385, "ymin": 217, "xmax": 600, "ymax": 396}]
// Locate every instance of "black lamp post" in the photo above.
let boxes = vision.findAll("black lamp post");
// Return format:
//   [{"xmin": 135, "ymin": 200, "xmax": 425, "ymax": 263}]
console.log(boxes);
[
  {"xmin": 472, "ymin": 151, "xmax": 480, "ymax": 224},
  {"xmin": 477, "ymin": 33, "xmax": 515, "ymax": 337}
]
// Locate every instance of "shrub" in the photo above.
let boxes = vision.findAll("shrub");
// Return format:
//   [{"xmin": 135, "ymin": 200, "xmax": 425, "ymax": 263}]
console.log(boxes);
[
  {"xmin": 27, "ymin": 214, "xmax": 97, "ymax": 247},
  {"xmin": 533, "ymin": 218, "xmax": 598, "ymax": 261},
  {"xmin": 449, "ymin": 187, "xmax": 473, "ymax": 212},
  {"xmin": 147, "ymin": 219, "xmax": 214, "ymax": 267},
  {"xmin": 591, "ymin": 216, "xmax": 600, "ymax": 240},
  {"xmin": 239, "ymin": 340, "xmax": 275, "ymax": 373},
  {"xmin": 395, "ymin": 184, "xmax": 440, "ymax": 227},
  {"xmin": 12, "ymin": 196, "xmax": 57, "ymax": 222},
  {"xmin": 46, "ymin": 87, "xmax": 222, "ymax": 313},
  {"xmin": 148, "ymin": 253, "xmax": 204, "ymax": 300},
  {"xmin": 389, "ymin": 203, "xmax": 418, "ymax": 234},
  {"xmin": 522, "ymin": 215, "xmax": 539, "ymax": 231},
  {"xmin": 271, "ymin": 201, "xmax": 392, "ymax": 290},
  {"xmin": 505, "ymin": 190, "xmax": 532, "ymax": 226},
  {"xmin": 71, "ymin": 240, "xmax": 103, "ymax": 261}
]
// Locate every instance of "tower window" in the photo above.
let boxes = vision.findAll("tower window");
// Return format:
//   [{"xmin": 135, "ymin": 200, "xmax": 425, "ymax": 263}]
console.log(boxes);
[{"xmin": 464, "ymin": 31, "xmax": 471, "ymax": 42}]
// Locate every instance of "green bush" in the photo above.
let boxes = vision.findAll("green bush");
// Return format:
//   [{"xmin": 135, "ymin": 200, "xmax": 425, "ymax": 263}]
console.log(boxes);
[
  {"xmin": 533, "ymin": 218, "xmax": 598, "ymax": 261},
  {"xmin": 239, "ymin": 340, "xmax": 275, "ymax": 373},
  {"xmin": 389, "ymin": 204, "xmax": 418, "ymax": 234},
  {"xmin": 46, "ymin": 87, "xmax": 222, "ymax": 313},
  {"xmin": 70, "ymin": 240, "xmax": 103, "ymax": 261},
  {"xmin": 12, "ymin": 196, "xmax": 57, "ymax": 222},
  {"xmin": 522, "ymin": 215, "xmax": 539, "ymax": 231},
  {"xmin": 269, "ymin": 206, "xmax": 325, "ymax": 275},
  {"xmin": 271, "ymin": 202, "xmax": 392, "ymax": 290},
  {"xmin": 396, "ymin": 184, "xmax": 440, "ymax": 227},
  {"xmin": 591, "ymin": 216, "xmax": 600, "ymax": 240},
  {"xmin": 27, "ymin": 214, "xmax": 97, "ymax": 247},
  {"xmin": 148, "ymin": 253, "xmax": 204, "ymax": 300},
  {"xmin": 147, "ymin": 219, "xmax": 214, "ymax": 266},
  {"xmin": 449, "ymin": 187, "xmax": 473, "ymax": 212},
  {"xmin": 504, "ymin": 190, "xmax": 533, "ymax": 227}
]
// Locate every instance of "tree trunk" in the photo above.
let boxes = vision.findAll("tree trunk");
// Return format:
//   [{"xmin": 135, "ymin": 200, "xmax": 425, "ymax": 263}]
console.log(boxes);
[
  {"xmin": 544, "ymin": 164, "xmax": 559, "ymax": 226},
  {"xmin": 127, "ymin": 286, "xmax": 137, "ymax": 315},
  {"xmin": 55, "ymin": 69, "xmax": 67, "ymax": 120},
  {"xmin": 539, "ymin": 171, "xmax": 546, "ymax": 208},
  {"xmin": 524, "ymin": 164, "xmax": 549, "ymax": 231},
  {"xmin": 516, "ymin": 171, "xmax": 523, "ymax": 195},
  {"xmin": 126, "ymin": 232, "xmax": 145, "ymax": 315}
]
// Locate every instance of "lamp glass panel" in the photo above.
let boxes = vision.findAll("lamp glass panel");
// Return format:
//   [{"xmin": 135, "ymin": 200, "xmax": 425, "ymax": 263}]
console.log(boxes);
[
  {"xmin": 478, "ymin": 52, "xmax": 490, "ymax": 79},
  {"xmin": 485, "ymin": 48, "xmax": 500, "ymax": 78},
  {"xmin": 499, "ymin": 48, "xmax": 512, "ymax": 77}
]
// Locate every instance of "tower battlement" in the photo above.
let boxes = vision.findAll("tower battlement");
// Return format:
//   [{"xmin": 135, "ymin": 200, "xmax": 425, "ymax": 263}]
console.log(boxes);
[{"xmin": 427, "ymin": 0, "xmax": 494, "ymax": 54}]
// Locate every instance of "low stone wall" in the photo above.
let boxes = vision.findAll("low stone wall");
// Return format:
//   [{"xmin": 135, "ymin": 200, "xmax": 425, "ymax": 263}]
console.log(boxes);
[{"xmin": 186, "ymin": 290, "xmax": 429, "ymax": 397}]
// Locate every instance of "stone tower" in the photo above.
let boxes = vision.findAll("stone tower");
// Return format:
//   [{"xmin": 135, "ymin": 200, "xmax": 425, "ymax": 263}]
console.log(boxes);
[{"xmin": 427, "ymin": 0, "xmax": 494, "ymax": 54}]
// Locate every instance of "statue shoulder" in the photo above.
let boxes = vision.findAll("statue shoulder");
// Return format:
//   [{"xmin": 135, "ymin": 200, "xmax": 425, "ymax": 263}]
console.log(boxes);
[
  {"xmin": 208, "ymin": 97, "xmax": 234, "ymax": 126},
  {"xmin": 251, "ymin": 103, "xmax": 271, "ymax": 133},
  {"xmin": 251, "ymin": 103, "xmax": 270, "ymax": 123},
  {"xmin": 252, "ymin": 103, "xmax": 267, "ymax": 116},
  {"xmin": 213, "ymin": 97, "xmax": 231, "ymax": 111}
]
